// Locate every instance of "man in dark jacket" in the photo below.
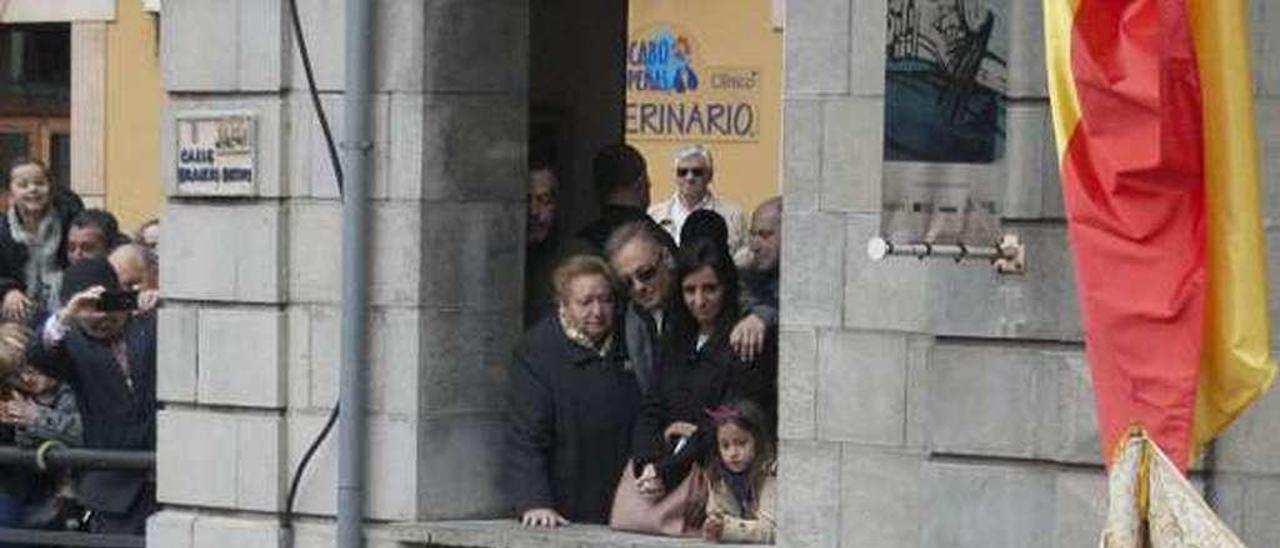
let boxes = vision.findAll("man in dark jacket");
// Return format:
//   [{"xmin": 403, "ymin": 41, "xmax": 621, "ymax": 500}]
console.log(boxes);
[
  {"xmin": 31, "ymin": 258, "xmax": 156, "ymax": 534},
  {"xmin": 524, "ymin": 160, "xmax": 561, "ymax": 327},
  {"xmin": 571, "ymin": 144, "xmax": 675, "ymax": 255},
  {"xmin": 729, "ymin": 197, "xmax": 781, "ymax": 362},
  {"xmin": 65, "ymin": 209, "xmax": 126, "ymax": 265},
  {"xmin": 605, "ymin": 222, "xmax": 678, "ymax": 396}
]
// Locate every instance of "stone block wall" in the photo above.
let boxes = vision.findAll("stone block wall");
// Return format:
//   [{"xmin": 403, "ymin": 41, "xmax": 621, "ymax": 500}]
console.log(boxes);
[
  {"xmin": 150, "ymin": 0, "xmax": 529, "ymax": 545},
  {"xmin": 146, "ymin": 0, "xmax": 1280, "ymax": 546},
  {"xmin": 777, "ymin": 1, "xmax": 1280, "ymax": 547}
]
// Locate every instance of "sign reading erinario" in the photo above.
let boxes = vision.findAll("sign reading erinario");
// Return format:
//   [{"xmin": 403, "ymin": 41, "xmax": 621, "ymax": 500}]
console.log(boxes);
[
  {"xmin": 174, "ymin": 112, "xmax": 256, "ymax": 196},
  {"xmin": 624, "ymin": 23, "xmax": 761, "ymax": 143}
]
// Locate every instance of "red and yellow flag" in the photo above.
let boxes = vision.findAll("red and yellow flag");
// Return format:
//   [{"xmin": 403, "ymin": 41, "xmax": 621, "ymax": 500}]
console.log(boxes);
[{"xmin": 1044, "ymin": 0, "xmax": 1275, "ymax": 470}]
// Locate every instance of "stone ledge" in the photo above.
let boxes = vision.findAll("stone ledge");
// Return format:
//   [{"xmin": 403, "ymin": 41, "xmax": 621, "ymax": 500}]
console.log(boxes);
[{"xmin": 385, "ymin": 520, "xmax": 762, "ymax": 548}]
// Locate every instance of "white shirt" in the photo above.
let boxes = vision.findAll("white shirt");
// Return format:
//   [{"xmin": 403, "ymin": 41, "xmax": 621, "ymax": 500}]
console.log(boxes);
[
  {"xmin": 648, "ymin": 190, "xmax": 749, "ymax": 255},
  {"xmin": 41, "ymin": 312, "xmax": 69, "ymax": 348}
]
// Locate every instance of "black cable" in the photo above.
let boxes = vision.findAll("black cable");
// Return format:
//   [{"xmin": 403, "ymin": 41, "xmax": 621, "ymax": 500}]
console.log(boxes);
[
  {"xmin": 287, "ymin": 0, "xmax": 344, "ymax": 193},
  {"xmin": 282, "ymin": 0, "xmax": 345, "ymax": 541},
  {"xmin": 283, "ymin": 404, "xmax": 340, "ymax": 529}
]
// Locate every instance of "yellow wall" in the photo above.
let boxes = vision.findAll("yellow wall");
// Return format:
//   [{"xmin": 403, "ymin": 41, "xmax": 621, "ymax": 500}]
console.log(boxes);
[
  {"xmin": 627, "ymin": 0, "xmax": 783, "ymax": 217},
  {"xmin": 104, "ymin": 0, "xmax": 162, "ymax": 232}
]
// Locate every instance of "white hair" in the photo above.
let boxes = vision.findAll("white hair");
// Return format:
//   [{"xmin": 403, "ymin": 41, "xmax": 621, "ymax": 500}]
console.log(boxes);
[{"xmin": 672, "ymin": 144, "xmax": 714, "ymax": 174}]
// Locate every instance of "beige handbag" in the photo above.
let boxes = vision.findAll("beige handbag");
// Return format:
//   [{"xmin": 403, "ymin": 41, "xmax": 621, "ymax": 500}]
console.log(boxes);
[{"xmin": 608, "ymin": 459, "xmax": 708, "ymax": 537}]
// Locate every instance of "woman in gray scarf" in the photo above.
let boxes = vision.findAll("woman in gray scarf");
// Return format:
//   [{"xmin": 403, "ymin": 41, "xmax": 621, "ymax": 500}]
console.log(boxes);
[{"xmin": 0, "ymin": 160, "xmax": 83, "ymax": 320}]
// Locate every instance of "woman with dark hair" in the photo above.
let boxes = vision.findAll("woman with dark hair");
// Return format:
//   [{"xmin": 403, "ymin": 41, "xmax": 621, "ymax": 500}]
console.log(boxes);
[
  {"xmin": 629, "ymin": 237, "xmax": 773, "ymax": 500},
  {"xmin": 0, "ymin": 159, "xmax": 83, "ymax": 320},
  {"xmin": 508, "ymin": 255, "xmax": 642, "ymax": 527},
  {"xmin": 679, "ymin": 209, "xmax": 729, "ymax": 259}
]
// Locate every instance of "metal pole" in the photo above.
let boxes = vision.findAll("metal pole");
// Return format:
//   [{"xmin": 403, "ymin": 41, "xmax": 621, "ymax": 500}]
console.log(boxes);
[
  {"xmin": 0, "ymin": 446, "xmax": 153, "ymax": 470},
  {"xmin": 866, "ymin": 235, "xmax": 1027, "ymax": 274},
  {"xmin": 338, "ymin": 0, "xmax": 372, "ymax": 545}
]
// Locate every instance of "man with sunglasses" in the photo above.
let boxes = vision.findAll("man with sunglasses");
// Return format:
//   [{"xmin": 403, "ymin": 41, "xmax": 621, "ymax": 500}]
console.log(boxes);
[
  {"xmin": 605, "ymin": 222, "xmax": 677, "ymax": 396},
  {"xmin": 648, "ymin": 144, "xmax": 748, "ymax": 258}
]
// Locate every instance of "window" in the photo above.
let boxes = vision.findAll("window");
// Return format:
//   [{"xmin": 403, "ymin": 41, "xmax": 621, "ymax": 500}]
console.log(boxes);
[{"xmin": 0, "ymin": 23, "xmax": 70, "ymax": 184}]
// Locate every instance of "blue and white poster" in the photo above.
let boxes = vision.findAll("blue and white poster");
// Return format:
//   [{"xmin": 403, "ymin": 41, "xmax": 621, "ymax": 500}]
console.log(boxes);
[
  {"xmin": 879, "ymin": 0, "xmax": 1008, "ymax": 245},
  {"xmin": 885, "ymin": 0, "xmax": 1008, "ymax": 163}
]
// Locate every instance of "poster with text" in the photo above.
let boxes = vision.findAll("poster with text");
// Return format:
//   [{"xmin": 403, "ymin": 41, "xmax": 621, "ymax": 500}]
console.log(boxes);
[
  {"xmin": 881, "ymin": 0, "xmax": 1008, "ymax": 245},
  {"xmin": 626, "ymin": 0, "xmax": 783, "ymax": 215}
]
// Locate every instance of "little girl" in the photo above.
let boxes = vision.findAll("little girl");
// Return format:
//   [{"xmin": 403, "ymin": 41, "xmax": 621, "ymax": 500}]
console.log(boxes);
[{"xmin": 702, "ymin": 400, "xmax": 776, "ymax": 544}]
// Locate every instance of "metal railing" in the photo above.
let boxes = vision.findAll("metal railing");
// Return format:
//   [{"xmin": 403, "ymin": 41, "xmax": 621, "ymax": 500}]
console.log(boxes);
[
  {"xmin": 866, "ymin": 234, "xmax": 1027, "ymax": 274},
  {"xmin": 0, "ymin": 445, "xmax": 153, "ymax": 548}
]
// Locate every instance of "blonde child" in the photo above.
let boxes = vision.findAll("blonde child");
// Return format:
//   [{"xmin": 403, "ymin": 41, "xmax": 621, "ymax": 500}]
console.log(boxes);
[
  {"xmin": 0, "ymin": 321, "xmax": 83, "ymax": 530},
  {"xmin": 0, "ymin": 320, "xmax": 80, "ymax": 447},
  {"xmin": 702, "ymin": 400, "xmax": 776, "ymax": 544},
  {"xmin": 2, "ymin": 362, "xmax": 83, "ymax": 448}
]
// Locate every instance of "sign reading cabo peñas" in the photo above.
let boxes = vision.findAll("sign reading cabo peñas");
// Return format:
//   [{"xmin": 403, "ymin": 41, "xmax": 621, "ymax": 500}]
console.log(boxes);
[
  {"xmin": 625, "ymin": 24, "xmax": 761, "ymax": 143},
  {"xmin": 174, "ymin": 112, "xmax": 256, "ymax": 196}
]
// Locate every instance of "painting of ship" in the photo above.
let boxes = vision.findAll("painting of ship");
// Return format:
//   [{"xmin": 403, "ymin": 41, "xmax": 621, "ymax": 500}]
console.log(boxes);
[{"xmin": 885, "ymin": 0, "xmax": 1007, "ymax": 163}]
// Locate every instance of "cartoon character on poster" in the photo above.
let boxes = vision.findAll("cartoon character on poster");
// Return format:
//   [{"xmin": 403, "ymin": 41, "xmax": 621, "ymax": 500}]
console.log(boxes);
[
  {"xmin": 631, "ymin": 26, "xmax": 700, "ymax": 94},
  {"xmin": 885, "ymin": 0, "xmax": 1008, "ymax": 163}
]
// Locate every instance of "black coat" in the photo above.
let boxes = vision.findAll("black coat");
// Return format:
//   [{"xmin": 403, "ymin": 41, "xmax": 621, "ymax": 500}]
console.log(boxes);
[
  {"xmin": 0, "ymin": 424, "xmax": 32, "ymax": 501},
  {"xmin": 29, "ymin": 312, "xmax": 156, "ymax": 514},
  {"xmin": 571, "ymin": 205, "xmax": 676, "ymax": 256},
  {"xmin": 631, "ymin": 322, "xmax": 772, "ymax": 485},
  {"xmin": 0, "ymin": 188, "xmax": 85, "ymax": 297},
  {"xmin": 507, "ymin": 315, "xmax": 642, "ymax": 524},
  {"xmin": 523, "ymin": 237, "xmax": 561, "ymax": 329}
]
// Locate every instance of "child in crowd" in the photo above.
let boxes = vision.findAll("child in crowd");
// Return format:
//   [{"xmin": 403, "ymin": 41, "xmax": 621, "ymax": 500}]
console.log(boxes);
[
  {"xmin": 0, "ymin": 321, "xmax": 30, "ymax": 534},
  {"xmin": 701, "ymin": 400, "xmax": 776, "ymax": 544},
  {"xmin": 0, "ymin": 321, "xmax": 83, "ymax": 531},
  {"xmin": 3, "ymin": 362, "xmax": 83, "ymax": 448}
]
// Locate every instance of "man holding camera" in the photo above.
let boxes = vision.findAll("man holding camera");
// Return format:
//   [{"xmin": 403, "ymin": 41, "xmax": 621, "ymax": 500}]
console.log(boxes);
[{"xmin": 32, "ymin": 257, "xmax": 156, "ymax": 534}]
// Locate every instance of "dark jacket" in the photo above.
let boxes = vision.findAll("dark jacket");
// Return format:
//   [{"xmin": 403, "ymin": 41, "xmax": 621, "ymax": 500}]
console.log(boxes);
[
  {"xmin": 0, "ymin": 425, "xmax": 32, "ymax": 502},
  {"xmin": 523, "ymin": 237, "xmax": 561, "ymax": 328},
  {"xmin": 507, "ymin": 315, "xmax": 642, "ymax": 524},
  {"xmin": 631, "ymin": 321, "xmax": 771, "ymax": 485},
  {"xmin": 30, "ymin": 311, "xmax": 156, "ymax": 514},
  {"xmin": 623, "ymin": 301, "xmax": 682, "ymax": 397},
  {"xmin": 571, "ymin": 204, "xmax": 675, "ymax": 256},
  {"xmin": 740, "ymin": 267, "xmax": 779, "ymax": 329},
  {"xmin": 0, "ymin": 188, "xmax": 84, "ymax": 297}
]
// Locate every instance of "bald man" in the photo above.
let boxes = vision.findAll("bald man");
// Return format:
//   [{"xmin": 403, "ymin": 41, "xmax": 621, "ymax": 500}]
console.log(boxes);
[
  {"xmin": 730, "ymin": 196, "xmax": 781, "ymax": 360},
  {"xmin": 108, "ymin": 244, "xmax": 158, "ymax": 312}
]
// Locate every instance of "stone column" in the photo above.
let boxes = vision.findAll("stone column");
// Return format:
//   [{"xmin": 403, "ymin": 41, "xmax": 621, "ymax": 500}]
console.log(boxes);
[
  {"xmin": 779, "ymin": 1, "xmax": 1106, "ymax": 547},
  {"xmin": 149, "ymin": 1, "xmax": 527, "ymax": 546}
]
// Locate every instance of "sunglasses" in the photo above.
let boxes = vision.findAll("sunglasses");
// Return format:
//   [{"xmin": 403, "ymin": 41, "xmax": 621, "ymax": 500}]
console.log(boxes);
[
  {"xmin": 676, "ymin": 167, "xmax": 707, "ymax": 178},
  {"xmin": 627, "ymin": 263, "xmax": 660, "ymax": 286}
]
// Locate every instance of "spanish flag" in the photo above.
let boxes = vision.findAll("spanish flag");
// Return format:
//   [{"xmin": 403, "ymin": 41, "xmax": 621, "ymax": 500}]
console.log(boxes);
[{"xmin": 1044, "ymin": 0, "xmax": 1275, "ymax": 471}]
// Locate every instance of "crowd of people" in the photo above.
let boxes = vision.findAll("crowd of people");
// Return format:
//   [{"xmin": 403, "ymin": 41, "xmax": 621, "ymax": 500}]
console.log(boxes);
[
  {"xmin": 518, "ymin": 143, "xmax": 782, "ymax": 542},
  {"xmin": 0, "ymin": 159, "xmax": 160, "ymax": 541},
  {"xmin": 0, "ymin": 141, "xmax": 779, "ymax": 543}
]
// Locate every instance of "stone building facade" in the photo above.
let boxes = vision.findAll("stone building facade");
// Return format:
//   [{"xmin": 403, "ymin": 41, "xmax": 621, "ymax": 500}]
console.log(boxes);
[{"xmin": 148, "ymin": 1, "xmax": 1280, "ymax": 547}]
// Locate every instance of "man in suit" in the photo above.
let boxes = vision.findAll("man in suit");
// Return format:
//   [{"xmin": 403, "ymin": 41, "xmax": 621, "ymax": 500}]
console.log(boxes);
[
  {"xmin": 524, "ymin": 160, "xmax": 562, "ymax": 327},
  {"xmin": 32, "ymin": 258, "xmax": 156, "ymax": 534},
  {"xmin": 573, "ymin": 144, "xmax": 675, "ymax": 255},
  {"xmin": 605, "ymin": 221, "xmax": 677, "ymax": 396}
]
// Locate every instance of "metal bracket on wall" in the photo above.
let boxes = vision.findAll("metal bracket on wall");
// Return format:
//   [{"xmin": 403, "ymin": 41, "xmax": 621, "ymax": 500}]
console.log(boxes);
[{"xmin": 866, "ymin": 234, "xmax": 1026, "ymax": 275}]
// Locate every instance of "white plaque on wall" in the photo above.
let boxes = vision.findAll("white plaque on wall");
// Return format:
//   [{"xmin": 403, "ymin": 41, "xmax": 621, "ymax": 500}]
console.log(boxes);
[{"xmin": 174, "ymin": 112, "xmax": 257, "ymax": 197}]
